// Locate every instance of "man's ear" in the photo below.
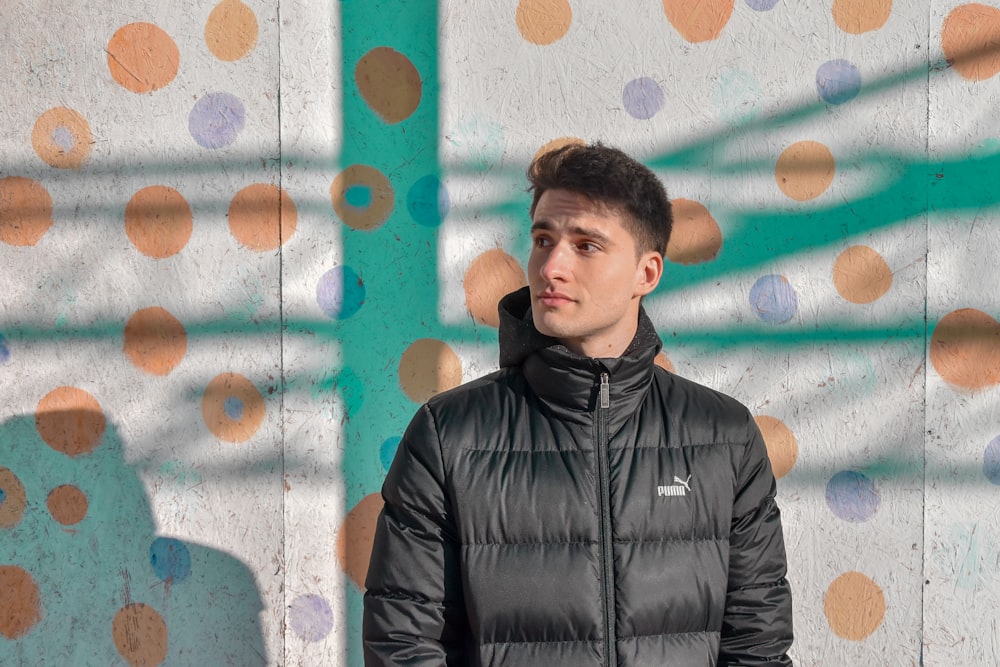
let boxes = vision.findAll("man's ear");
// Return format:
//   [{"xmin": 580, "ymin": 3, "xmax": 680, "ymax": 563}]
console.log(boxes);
[{"xmin": 634, "ymin": 251, "xmax": 663, "ymax": 298}]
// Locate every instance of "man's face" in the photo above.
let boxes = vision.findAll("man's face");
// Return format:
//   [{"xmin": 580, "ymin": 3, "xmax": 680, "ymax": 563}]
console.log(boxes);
[{"xmin": 527, "ymin": 189, "xmax": 662, "ymax": 358}]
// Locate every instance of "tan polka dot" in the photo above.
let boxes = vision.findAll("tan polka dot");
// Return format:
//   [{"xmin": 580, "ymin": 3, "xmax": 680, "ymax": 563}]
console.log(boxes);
[
  {"xmin": 355, "ymin": 47, "xmax": 422, "ymax": 124},
  {"xmin": 112, "ymin": 602, "xmax": 168, "ymax": 667},
  {"xmin": 331, "ymin": 165, "xmax": 395, "ymax": 231},
  {"xmin": 35, "ymin": 387, "xmax": 106, "ymax": 457},
  {"xmin": 775, "ymin": 141, "xmax": 835, "ymax": 201},
  {"xmin": 0, "ymin": 565, "xmax": 41, "ymax": 639},
  {"xmin": 824, "ymin": 571, "xmax": 885, "ymax": 641},
  {"xmin": 123, "ymin": 307, "xmax": 188, "ymax": 376},
  {"xmin": 753, "ymin": 415, "xmax": 798, "ymax": 480},
  {"xmin": 516, "ymin": 0, "xmax": 573, "ymax": 45},
  {"xmin": 833, "ymin": 245, "xmax": 892, "ymax": 304},
  {"xmin": 32, "ymin": 107, "xmax": 92, "ymax": 169},
  {"xmin": 832, "ymin": 0, "xmax": 892, "ymax": 34},
  {"xmin": 399, "ymin": 339, "xmax": 463, "ymax": 404},
  {"xmin": 662, "ymin": 0, "xmax": 734, "ymax": 43},
  {"xmin": 205, "ymin": 0, "xmax": 259, "ymax": 61},
  {"xmin": 0, "ymin": 177, "xmax": 53, "ymax": 246},
  {"xmin": 942, "ymin": 4, "xmax": 1000, "ymax": 81},
  {"xmin": 463, "ymin": 249, "xmax": 528, "ymax": 327},
  {"xmin": 533, "ymin": 136, "xmax": 584, "ymax": 164},
  {"xmin": 201, "ymin": 372, "xmax": 266, "ymax": 442},
  {"xmin": 125, "ymin": 186, "xmax": 192, "ymax": 259},
  {"xmin": 47, "ymin": 485, "xmax": 88, "ymax": 526},
  {"xmin": 666, "ymin": 198, "xmax": 722, "ymax": 265},
  {"xmin": 336, "ymin": 493, "xmax": 384, "ymax": 590},
  {"xmin": 930, "ymin": 308, "xmax": 1000, "ymax": 390},
  {"xmin": 228, "ymin": 183, "xmax": 297, "ymax": 251},
  {"xmin": 0, "ymin": 468, "xmax": 28, "ymax": 529},
  {"xmin": 654, "ymin": 352, "xmax": 675, "ymax": 374},
  {"xmin": 107, "ymin": 22, "xmax": 180, "ymax": 93}
]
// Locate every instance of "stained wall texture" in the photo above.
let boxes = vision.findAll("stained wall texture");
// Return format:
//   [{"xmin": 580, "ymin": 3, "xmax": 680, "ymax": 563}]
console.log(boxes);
[{"xmin": 2, "ymin": 0, "xmax": 1000, "ymax": 665}]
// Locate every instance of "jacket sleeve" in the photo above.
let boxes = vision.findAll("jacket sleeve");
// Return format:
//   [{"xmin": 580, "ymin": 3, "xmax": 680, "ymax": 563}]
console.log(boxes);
[
  {"xmin": 362, "ymin": 404, "xmax": 469, "ymax": 666},
  {"xmin": 718, "ymin": 415, "xmax": 794, "ymax": 666}
]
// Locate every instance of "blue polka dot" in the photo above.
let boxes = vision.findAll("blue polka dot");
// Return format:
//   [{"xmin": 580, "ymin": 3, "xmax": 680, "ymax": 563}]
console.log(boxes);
[
  {"xmin": 406, "ymin": 175, "xmax": 450, "ymax": 227},
  {"xmin": 189, "ymin": 92, "xmax": 246, "ymax": 149},
  {"xmin": 52, "ymin": 127, "xmax": 75, "ymax": 152},
  {"xmin": 316, "ymin": 266, "xmax": 365, "ymax": 320},
  {"xmin": 749, "ymin": 274, "xmax": 798, "ymax": 324},
  {"xmin": 745, "ymin": 0, "xmax": 779, "ymax": 9},
  {"xmin": 816, "ymin": 59, "xmax": 862, "ymax": 105},
  {"xmin": 289, "ymin": 594, "xmax": 334, "ymax": 642},
  {"xmin": 826, "ymin": 471, "xmax": 880, "ymax": 522},
  {"xmin": 150, "ymin": 537, "xmax": 192, "ymax": 582},
  {"xmin": 224, "ymin": 396, "xmax": 244, "ymax": 421},
  {"xmin": 380, "ymin": 436, "xmax": 402, "ymax": 471},
  {"xmin": 623, "ymin": 77, "xmax": 665, "ymax": 120},
  {"xmin": 983, "ymin": 435, "xmax": 1000, "ymax": 485},
  {"xmin": 345, "ymin": 184, "xmax": 372, "ymax": 208},
  {"xmin": 0, "ymin": 335, "xmax": 10, "ymax": 365}
]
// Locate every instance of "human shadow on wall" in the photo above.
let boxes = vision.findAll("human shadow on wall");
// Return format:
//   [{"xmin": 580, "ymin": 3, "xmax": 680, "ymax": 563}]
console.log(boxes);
[{"xmin": 0, "ymin": 410, "xmax": 266, "ymax": 665}]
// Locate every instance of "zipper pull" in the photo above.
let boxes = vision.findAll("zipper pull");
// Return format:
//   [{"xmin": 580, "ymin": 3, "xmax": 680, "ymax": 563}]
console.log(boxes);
[{"xmin": 599, "ymin": 372, "xmax": 610, "ymax": 409}]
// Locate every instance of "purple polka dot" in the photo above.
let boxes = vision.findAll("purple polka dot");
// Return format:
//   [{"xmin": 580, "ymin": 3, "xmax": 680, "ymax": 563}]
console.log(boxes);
[
  {"xmin": 826, "ymin": 470, "xmax": 880, "ymax": 522},
  {"xmin": 983, "ymin": 435, "xmax": 1000, "ymax": 485},
  {"xmin": 316, "ymin": 266, "xmax": 365, "ymax": 319},
  {"xmin": 224, "ymin": 396, "xmax": 244, "ymax": 420},
  {"xmin": 189, "ymin": 92, "xmax": 246, "ymax": 149},
  {"xmin": 0, "ymin": 335, "xmax": 10, "ymax": 365},
  {"xmin": 51, "ymin": 127, "xmax": 75, "ymax": 152},
  {"xmin": 289, "ymin": 594, "xmax": 334, "ymax": 642},
  {"xmin": 816, "ymin": 59, "xmax": 862, "ymax": 105},
  {"xmin": 749, "ymin": 274, "xmax": 798, "ymax": 324},
  {"xmin": 623, "ymin": 77, "xmax": 665, "ymax": 120},
  {"xmin": 745, "ymin": 0, "xmax": 780, "ymax": 10}
]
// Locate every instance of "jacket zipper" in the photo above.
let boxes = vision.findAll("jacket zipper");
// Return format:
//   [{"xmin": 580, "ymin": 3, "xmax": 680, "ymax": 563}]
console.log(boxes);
[{"xmin": 596, "ymin": 371, "xmax": 616, "ymax": 667}]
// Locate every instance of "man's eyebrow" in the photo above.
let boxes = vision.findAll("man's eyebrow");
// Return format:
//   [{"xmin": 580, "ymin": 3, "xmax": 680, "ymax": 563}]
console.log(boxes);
[{"xmin": 531, "ymin": 220, "xmax": 613, "ymax": 246}]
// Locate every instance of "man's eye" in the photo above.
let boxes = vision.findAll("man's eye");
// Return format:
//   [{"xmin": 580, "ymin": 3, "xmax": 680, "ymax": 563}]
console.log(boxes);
[
  {"xmin": 578, "ymin": 242, "xmax": 599, "ymax": 252},
  {"xmin": 534, "ymin": 236, "xmax": 551, "ymax": 247}
]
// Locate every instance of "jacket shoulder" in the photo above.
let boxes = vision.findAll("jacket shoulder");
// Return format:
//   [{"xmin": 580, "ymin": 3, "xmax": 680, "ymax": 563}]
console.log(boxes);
[{"xmin": 650, "ymin": 367, "xmax": 758, "ymax": 444}]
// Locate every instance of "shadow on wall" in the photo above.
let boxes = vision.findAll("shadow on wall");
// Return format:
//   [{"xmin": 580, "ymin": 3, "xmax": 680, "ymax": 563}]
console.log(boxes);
[{"xmin": 0, "ymin": 402, "xmax": 266, "ymax": 665}]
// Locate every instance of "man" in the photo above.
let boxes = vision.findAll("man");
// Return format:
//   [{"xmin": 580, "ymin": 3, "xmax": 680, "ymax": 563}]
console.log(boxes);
[{"xmin": 363, "ymin": 143, "xmax": 793, "ymax": 665}]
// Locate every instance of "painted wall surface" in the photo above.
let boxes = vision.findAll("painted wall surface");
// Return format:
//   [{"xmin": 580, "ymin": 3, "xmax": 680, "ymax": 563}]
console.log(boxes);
[{"xmin": 2, "ymin": 0, "xmax": 1000, "ymax": 665}]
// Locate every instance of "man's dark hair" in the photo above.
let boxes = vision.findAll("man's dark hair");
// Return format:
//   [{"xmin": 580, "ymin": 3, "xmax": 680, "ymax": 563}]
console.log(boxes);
[{"xmin": 527, "ymin": 142, "xmax": 673, "ymax": 256}]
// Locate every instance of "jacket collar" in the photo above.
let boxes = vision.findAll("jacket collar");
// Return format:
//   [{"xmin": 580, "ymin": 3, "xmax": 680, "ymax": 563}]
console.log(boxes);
[{"xmin": 497, "ymin": 287, "xmax": 662, "ymax": 420}]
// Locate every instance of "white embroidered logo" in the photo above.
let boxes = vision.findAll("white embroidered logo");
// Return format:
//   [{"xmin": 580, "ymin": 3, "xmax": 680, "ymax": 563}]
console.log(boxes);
[{"xmin": 657, "ymin": 475, "xmax": 692, "ymax": 497}]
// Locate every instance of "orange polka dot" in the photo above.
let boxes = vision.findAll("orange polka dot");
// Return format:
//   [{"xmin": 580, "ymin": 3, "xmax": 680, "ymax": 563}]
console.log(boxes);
[
  {"xmin": 112, "ymin": 602, "xmax": 168, "ymax": 667},
  {"xmin": 228, "ymin": 183, "xmax": 298, "ymax": 251},
  {"xmin": 832, "ymin": 0, "xmax": 892, "ymax": 34},
  {"xmin": 463, "ymin": 249, "xmax": 528, "ymax": 328},
  {"xmin": 833, "ymin": 245, "xmax": 892, "ymax": 304},
  {"xmin": 775, "ymin": 141, "xmax": 835, "ymax": 201},
  {"xmin": 666, "ymin": 198, "xmax": 722, "ymax": 265},
  {"xmin": 662, "ymin": 0, "xmax": 734, "ymax": 43},
  {"xmin": 0, "ymin": 565, "xmax": 41, "ymax": 639},
  {"xmin": 107, "ymin": 22, "xmax": 180, "ymax": 93},
  {"xmin": 47, "ymin": 485, "xmax": 88, "ymax": 526},
  {"xmin": 533, "ymin": 136, "xmax": 584, "ymax": 163},
  {"xmin": 201, "ymin": 372, "xmax": 266, "ymax": 442},
  {"xmin": 942, "ymin": 4, "xmax": 1000, "ymax": 81},
  {"xmin": 0, "ymin": 176, "xmax": 53, "ymax": 246},
  {"xmin": 336, "ymin": 493, "xmax": 384, "ymax": 590},
  {"xmin": 824, "ymin": 571, "xmax": 885, "ymax": 641},
  {"xmin": 654, "ymin": 352, "xmax": 675, "ymax": 374},
  {"xmin": 754, "ymin": 415, "xmax": 798, "ymax": 480},
  {"xmin": 32, "ymin": 107, "xmax": 92, "ymax": 169},
  {"xmin": 355, "ymin": 47, "xmax": 422, "ymax": 124},
  {"xmin": 930, "ymin": 308, "xmax": 1000, "ymax": 390},
  {"xmin": 35, "ymin": 387, "xmax": 106, "ymax": 457},
  {"xmin": 123, "ymin": 307, "xmax": 187, "ymax": 376},
  {"xmin": 0, "ymin": 468, "xmax": 28, "ymax": 528},
  {"xmin": 399, "ymin": 339, "xmax": 463, "ymax": 404},
  {"xmin": 205, "ymin": 0, "xmax": 259, "ymax": 61},
  {"xmin": 125, "ymin": 186, "xmax": 193, "ymax": 259},
  {"xmin": 331, "ymin": 165, "xmax": 395, "ymax": 231},
  {"xmin": 516, "ymin": 0, "xmax": 573, "ymax": 45}
]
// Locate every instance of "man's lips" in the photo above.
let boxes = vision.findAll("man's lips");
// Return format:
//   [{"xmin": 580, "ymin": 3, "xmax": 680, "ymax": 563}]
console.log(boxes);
[{"xmin": 537, "ymin": 292, "xmax": 573, "ymax": 306}]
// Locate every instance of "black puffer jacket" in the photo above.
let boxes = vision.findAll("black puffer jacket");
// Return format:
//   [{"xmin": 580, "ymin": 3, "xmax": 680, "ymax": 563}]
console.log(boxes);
[{"xmin": 364, "ymin": 287, "xmax": 793, "ymax": 666}]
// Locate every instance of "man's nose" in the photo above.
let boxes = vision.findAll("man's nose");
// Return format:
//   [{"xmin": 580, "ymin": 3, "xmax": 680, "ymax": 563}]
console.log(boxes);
[{"xmin": 539, "ymin": 243, "xmax": 570, "ymax": 281}]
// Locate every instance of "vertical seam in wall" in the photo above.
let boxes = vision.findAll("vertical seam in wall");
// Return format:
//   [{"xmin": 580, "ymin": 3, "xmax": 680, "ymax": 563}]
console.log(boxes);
[
  {"xmin": 920, "ymin": 7, "xmax": 931, "ymax": 664},
  {"xmin": 275, "ymin": 1, "xmax": 287, "ymax": 664}
]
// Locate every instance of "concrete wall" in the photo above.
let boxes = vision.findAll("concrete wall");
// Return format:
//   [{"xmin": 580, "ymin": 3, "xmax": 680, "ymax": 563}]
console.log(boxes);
[{"xmin": 2, "ymin": 0, "xmax": 1000, "ymax": 664}]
